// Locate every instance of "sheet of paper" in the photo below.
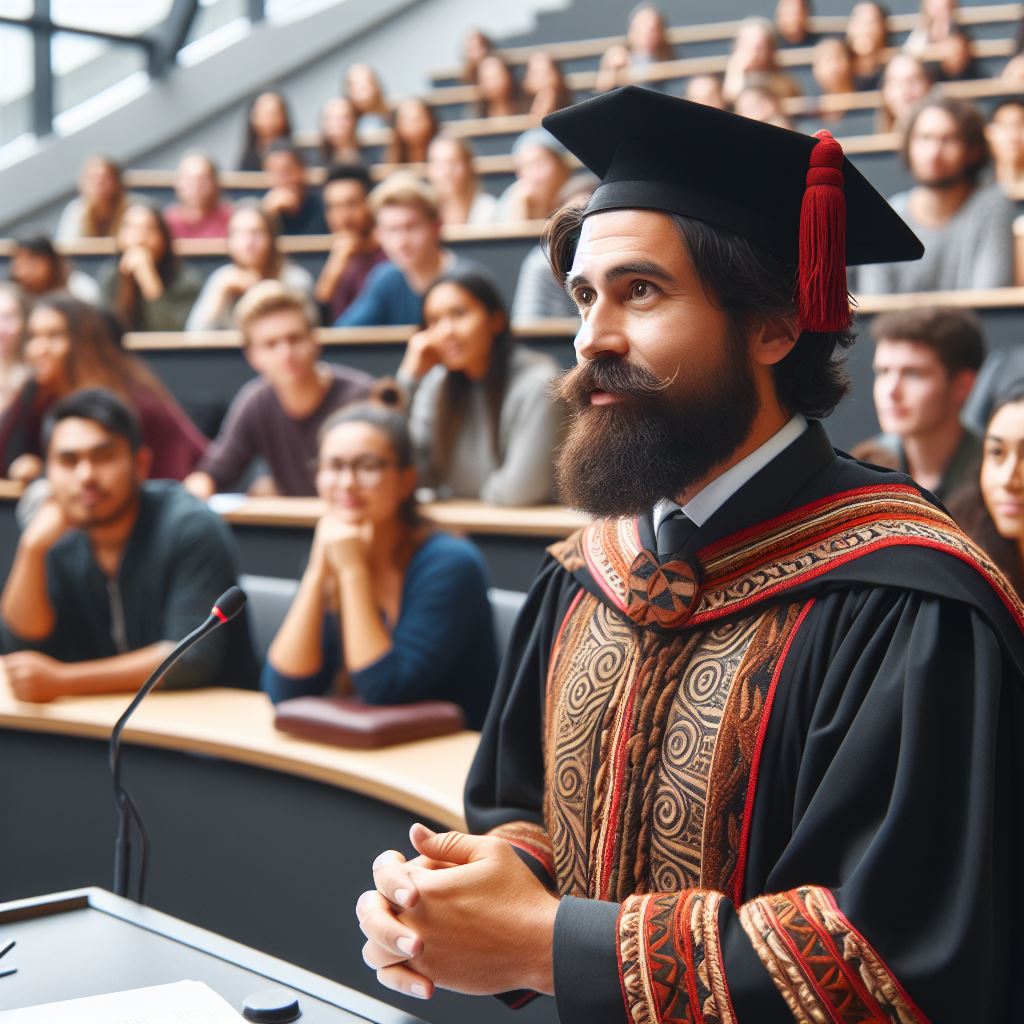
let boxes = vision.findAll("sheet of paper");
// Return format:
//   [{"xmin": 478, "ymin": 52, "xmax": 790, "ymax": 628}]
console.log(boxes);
[{"xmin": 0, "ymin": 979, "xmax": 245, "ymax": 1022}]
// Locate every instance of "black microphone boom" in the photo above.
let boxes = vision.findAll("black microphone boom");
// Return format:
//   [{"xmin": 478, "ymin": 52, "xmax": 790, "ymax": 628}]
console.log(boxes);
[{"xmin": 109, "ymin": 586, "xmax": 246, "ymax": 902}]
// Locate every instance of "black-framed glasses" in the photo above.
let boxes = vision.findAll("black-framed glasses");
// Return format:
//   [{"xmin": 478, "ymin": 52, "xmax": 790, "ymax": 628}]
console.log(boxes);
[{"xmin": 311, "ymin": 455, "xmax": 396, "ymax": 486}]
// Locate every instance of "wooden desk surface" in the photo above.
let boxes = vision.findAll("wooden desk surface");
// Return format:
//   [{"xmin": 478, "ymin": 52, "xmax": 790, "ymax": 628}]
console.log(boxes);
[{"xmin": 0, "ymin": 683, "xmax": 477, "ymax": 830}]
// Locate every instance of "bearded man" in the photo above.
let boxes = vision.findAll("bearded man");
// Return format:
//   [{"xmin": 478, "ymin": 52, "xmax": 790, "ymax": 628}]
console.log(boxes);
[{"xmin": 357, "ymin": 87, "xmax": 1024, "ymax": 1023}]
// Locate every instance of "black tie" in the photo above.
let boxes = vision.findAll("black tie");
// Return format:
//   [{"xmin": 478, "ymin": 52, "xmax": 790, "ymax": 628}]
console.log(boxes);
[{"xmin": 656, "ymin": 510, "xmax": 698, "ymax": 560}]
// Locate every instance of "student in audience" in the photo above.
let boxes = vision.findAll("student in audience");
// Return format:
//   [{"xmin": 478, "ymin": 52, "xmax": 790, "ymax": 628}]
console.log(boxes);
[
  {"xmin": 852, "ymin": 307, "xmax": 985, "ymax": 503},
  {"xmin": 319, "ymin": 96, "xmax": 364, "ymax": 167},
  {"xmin": 722, "ymin": 17, "xmax": 802, "ymax": 104},
  {"xmin": 594, "ymin": 44, "xmax": 634, "ymax": 92},
  {"xmin": 260, "ymin": 385, "xmax": 498, "ymax": 728},
  {"xmin": 733, "ymin": 81, "xmax": 793, "ymax": 128},
  {"xmin": 238, "ymin": 91, "xmax": 293, "ymax": 172},
  {"xmin": 494, "ymin": 129, "xmax": 572, "ymax": 222},
  {"xmin": 951, "ymin": 384, "xmax": 1024, "ymax": 594},
  {"xmin": 684, "ymin": 73, "xmax": 726, "ymax": 108},
  {"xmin": 55, "ymin": 156, "xmax": 132, "ymax": 242},
  {"xmin": 987, "ymin": 98, "xmax": 1024, "ymax": 192},
  {"xmin": 100, "ymin": 202, "xmax": 203, "ymax": 333},
  {"xmin": 510, "ymin": 179, "xmax": 597, "ymax": 322},
  {"xmin": 0, "ymin": 388, "xmax": 256, "ymax": 699},
  {"xmin": 460, "ymin": 28, "xmax": 495, "ymax": 85},
  {"xmin": 627, "ymin": 4, "xmax": 674, "ymax": 64},
  {"xmin": 904, "ymin": 0, "xmax": 960, "ymax": 57},
  {"xmin": 934, "ymin": 27, "xmax": 977, "ymax": 81},
  {"xmin": 9, "ymin": 235, "xmax": 102, "ymax": 305},
  {"xmin": 0, "ymin": 284, "xmax": 30, "ymax": 416},
  {"xmin": 186, "ymin": 202, "xmax": 315, "ymax": 331},
  {"xmin": 385, "ymin": 97, "xmax": 438, "ymax": 165},
  {"xmin": 397, "ymin": 268, "xmax": 561, "ymax": 506},
  {"xmin": 522, "ymin": 52, "xmax": 573, "ymax": 121},
  {"xmin": 164, "ymin": 152, "xmax": 233, "ymax": 240},
  {"xmin": 1003, "ymin": 20, "xmax": 1024, "ymax": 81},
  {"xmin": 811, "ymin": 37, "xmax": 857, "ymax": 107},
  {"xmin": 859, "ymin": 97, "xmax": 1016, "ymax": 293},
  {"xmin": 475, "ymin": 54, "xmax": 526, "ymax": 119},
  {"xmin": 427, "ymin": 136, "xmax": 497, "ymax": 226},
  {"xmin": 774, "ymin": 0, "xmax": 816, "ymax": 48},
  {"xmin": 337, "ymin": 174, "xmax": 466, "ymax": 328},
  {"xmin": 344, "ymin": 64, "xmax": 391, "ymax": 132},
  {"xmin": 0, "ymin": 296, "xmax": 207, "ymax": 483},
  {"xmin": 878, "ymin": 52, "xmax": 933, "ymax": 131},
  {"xmin": 184, "ymin": 282, "xmax": 372, "ymax": 500},
  {"xmin": 261, "ymin": 142, "xmax": 328, "ymax": 236},
  {"xmin": 847, "ymin": 1, "xmax": 890, "ymax": 89},
  {"xmin": 315, "ymin": 164, "xmax": 387, "ymax": 323}
]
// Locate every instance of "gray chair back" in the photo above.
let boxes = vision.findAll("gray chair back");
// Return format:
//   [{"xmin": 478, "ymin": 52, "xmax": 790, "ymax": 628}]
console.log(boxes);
[
  {"xmin": 239, "ymin": 574, "xmax": 300, "ymax": 660},
  {"xmin": 489, "ymin": 587, "xmax": 527, "ymax": 662}
]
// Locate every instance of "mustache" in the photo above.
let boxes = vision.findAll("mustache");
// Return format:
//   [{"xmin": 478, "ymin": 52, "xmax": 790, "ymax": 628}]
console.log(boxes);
[{"xmin": 553, "ymin": 358, "xmax": 676, "ymax": 408}]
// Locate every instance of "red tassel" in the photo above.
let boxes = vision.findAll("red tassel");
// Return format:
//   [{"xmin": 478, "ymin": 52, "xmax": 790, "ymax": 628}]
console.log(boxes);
[{"xmin": 798, "ymin": 130, "xmax": 851, "ymax": 333}]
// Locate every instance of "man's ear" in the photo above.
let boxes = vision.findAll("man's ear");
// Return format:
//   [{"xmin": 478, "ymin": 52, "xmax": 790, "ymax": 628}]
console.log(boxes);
[
  {"xmin": 750, "ymin": 313, "xmax": 800, "ymax": 367},
  {"xmin": 134, "ymin": 445, "xmax": 153, "ymax": 482},
  {"xmin": 951, "ymin": 367, "xmax": 977, "ymax": 408}
]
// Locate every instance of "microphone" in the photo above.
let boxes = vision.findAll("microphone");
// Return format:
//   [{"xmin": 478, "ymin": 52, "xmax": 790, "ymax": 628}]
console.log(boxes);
[{"xmin": 109, "ymin": 586, "xmax": 247, "ymax": 902}]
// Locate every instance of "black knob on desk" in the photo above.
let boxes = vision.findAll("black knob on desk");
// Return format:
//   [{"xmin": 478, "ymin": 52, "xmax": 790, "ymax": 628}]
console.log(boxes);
[{"xmin": 242, "ymin": 988, "xmax": 301, "ymax": 1022}]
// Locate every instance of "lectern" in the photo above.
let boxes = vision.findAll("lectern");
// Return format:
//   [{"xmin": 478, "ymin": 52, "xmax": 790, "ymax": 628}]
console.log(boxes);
[{"xmin": 0, "ymin": 887, "xmax": 425, "ymax": 1024}]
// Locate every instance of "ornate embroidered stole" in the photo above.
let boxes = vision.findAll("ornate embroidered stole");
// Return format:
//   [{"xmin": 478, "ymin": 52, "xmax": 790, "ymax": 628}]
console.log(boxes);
[{"xmin": 542, "ymin": 484, "xmax": 1022, "ymax": 905}]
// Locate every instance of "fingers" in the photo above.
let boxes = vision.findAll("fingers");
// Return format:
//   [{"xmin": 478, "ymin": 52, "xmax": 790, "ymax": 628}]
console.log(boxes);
[
  {"xmin": 356, "ymin": 889, "xmax": 422, "ymax": 961},
  {"xmin": 375, "ymin": 963, "xmax": 434, "ymax": 1001},
  {"xmin": 409, "ymin": 823, "xmax": 490, "ymax": 866},
  {"xmin": 372, "ymin": 849, "xmax": 420, "ymax": 909}
]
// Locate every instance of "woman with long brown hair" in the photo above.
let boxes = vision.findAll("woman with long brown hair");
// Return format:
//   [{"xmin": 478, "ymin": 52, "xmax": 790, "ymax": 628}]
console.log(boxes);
[
  {"xmin": 100, "ymin": 202, "xmax": 202, "ymax": 332},
  {"xmin": 396, "ymin": 268, "xmax": 561, "ymax": 505},
  {"xmin": 0, "ymin": 295, "xmax": 207, "ymax": 482},
  {"xmin": 55, "ymin": 156, "xmax": 133, "ymax": 242}
]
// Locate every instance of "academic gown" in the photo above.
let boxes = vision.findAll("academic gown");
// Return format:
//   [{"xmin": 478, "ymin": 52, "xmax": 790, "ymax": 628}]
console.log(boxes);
[{"xmin": 465, "ymin": 421, "xmax": 1024, "ymax": 1024}]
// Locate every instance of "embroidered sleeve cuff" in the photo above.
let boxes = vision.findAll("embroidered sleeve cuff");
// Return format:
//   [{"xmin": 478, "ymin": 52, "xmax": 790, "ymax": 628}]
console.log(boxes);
[{"xmin": 553, "ymin": 895, "xmax": 623, "ymax": 1024}]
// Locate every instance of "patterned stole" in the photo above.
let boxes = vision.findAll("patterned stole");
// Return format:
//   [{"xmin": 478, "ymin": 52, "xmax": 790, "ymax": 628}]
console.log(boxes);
[{"xmin": 540, "ymin": 484, "xmax": 1022, "ymax": 907}]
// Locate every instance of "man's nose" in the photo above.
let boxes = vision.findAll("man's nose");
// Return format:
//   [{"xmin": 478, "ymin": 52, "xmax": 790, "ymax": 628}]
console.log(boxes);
[{"xmin": 573, "ymin": 300, "xmax": 629, "ymax": 362}]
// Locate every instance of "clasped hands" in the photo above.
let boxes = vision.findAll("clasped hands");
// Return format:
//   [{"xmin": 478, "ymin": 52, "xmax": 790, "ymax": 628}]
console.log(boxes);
[{"xmin": 356, "ymin": 823, "xmax": 559, "ymax": 1000}]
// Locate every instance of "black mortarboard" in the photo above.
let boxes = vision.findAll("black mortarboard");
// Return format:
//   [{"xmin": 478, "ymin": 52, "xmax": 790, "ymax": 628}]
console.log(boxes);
[{"xmin": 542, "ymin": 86, "xmax": 924, "ymax": 332}]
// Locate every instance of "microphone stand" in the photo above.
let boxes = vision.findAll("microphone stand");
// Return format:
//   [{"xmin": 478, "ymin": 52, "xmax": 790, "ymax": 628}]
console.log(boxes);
[{"xmin": 109, "ymin": 588, "xmax": 245, "ymax": 902}]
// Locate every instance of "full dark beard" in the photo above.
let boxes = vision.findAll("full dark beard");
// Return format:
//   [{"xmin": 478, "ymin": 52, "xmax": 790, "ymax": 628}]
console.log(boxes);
[{"xmin": 553, "ymin": 331, "xmax": 759, "ymax": 518}]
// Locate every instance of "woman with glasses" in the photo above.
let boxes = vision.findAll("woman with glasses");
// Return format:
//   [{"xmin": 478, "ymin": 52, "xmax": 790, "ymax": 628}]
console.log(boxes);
[{"xmin": 260, "ymin": 384, "xmax": 498, "ymax": 728}]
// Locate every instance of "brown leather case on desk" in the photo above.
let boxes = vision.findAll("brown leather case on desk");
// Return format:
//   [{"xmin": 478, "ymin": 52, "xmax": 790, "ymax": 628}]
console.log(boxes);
[{"xmin": 273, "ymin": 695, "xmax": 466, "ymax": 749}]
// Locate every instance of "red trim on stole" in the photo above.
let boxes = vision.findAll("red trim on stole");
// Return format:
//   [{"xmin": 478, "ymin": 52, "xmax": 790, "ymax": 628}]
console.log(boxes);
[
  {"xmin": 732, "ymin": 598, "xmax": 816, "ymax": 906},
  {"xmin": 820, "ymin": 889, "xmax": 932, "ymax": 1023},
  {"xmin": 599, "ymin": 677, "xmax": 642, "ymax": 899}
]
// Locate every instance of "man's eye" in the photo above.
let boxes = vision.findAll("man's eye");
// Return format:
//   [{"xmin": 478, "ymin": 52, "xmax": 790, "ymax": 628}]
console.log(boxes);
[
  {"xmin": 574, "ymin": 288, "xmax": 594, "ymax": 306},
  {"xmin": 631, "ymin": 281, "xmax": 654, "ymax": 299}
]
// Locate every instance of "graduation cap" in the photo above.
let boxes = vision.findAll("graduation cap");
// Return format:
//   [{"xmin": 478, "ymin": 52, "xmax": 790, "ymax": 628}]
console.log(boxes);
[{"xmin": 542, "ymin": 86, "xmax": 924, "ymax": 333}]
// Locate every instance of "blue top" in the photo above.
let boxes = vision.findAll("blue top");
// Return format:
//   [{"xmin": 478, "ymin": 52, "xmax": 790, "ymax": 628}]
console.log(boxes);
[
  {"xmin": 260, "ymin": 532, "xmax": 499, "ymax": 730},
  {"xmin": 334, "ymin": 261, "xmax": 422, "ymax": 327}
]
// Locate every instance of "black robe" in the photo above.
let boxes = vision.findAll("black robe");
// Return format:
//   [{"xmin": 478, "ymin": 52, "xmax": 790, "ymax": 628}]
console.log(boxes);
[{"xmin": 465, "ymin": 422, "xmax": 1024, "ymax": 1023}]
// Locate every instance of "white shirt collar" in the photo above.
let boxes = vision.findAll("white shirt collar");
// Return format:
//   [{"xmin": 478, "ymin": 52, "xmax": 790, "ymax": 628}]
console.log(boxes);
[{"xmin": 654, "ymin": 414, "xmax": 808, "ymax": 530}]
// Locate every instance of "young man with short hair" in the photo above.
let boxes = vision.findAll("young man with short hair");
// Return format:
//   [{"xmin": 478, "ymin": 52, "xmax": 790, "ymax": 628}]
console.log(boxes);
[
  {"xmin": 859, "ymin": 95, "xmax": 1016, "ymax": 292},
  {"xmin": 262, "ymin": 141, "xmax": 328, "ymax": 236},
  {"xmin": 184, "ymin": 281, "xmax": 372, "ymax": 499},
  {"xmin": 854, "ymin": 306, "xmax": 985, "ymax": 501},
  {"xmin": 337, "ymin": 173, "xmax": 473, "ymax": 327},
  {"xmin": 1, "ymin": 389, "xmax": 257, "ymax": 701},
  {"xmin": 314, "ymin": 163, "xmax": 386, "ymax": 323},
  {"xmin": 356, "ymin": 88, "xmax": 1024, "ymax": 1022}
]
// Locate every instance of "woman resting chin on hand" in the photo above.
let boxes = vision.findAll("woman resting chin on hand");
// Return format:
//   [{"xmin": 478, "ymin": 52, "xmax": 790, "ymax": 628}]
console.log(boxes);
[{"xmin": 260, "ymin": 384, "xmax": 499, "ymax": 730}]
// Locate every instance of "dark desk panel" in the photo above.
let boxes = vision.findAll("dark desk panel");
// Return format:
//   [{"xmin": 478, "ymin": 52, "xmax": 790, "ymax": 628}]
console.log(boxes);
[{"xmin": 0, "ymin": 730, "xmax": 559, "ymax": 1024}]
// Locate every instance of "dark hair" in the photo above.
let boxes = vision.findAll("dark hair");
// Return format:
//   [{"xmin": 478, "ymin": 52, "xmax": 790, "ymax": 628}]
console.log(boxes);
[
  {"xmin": 544, "ymin": 203, "xmax": 854, "ymax": 418},
  {"xmin": 950, "ymin": 382, "xmax": 1024, "ymax": 594},
  {"xmin": 475, "ymin": 54, "xmax": 525, "ymax": 118},
  {"xmin": 318, "ymin": 379, "xmax": 419, "ymax": 523},
  {"xmin": 264, "ymin": 139, "xmax": 306, "ymax": 166},
  {"xmin": 114, "ymin": 201, "xmax": 180, "ymax": 332},
  {"xmin": 871, "ymin": 306, "xmax": 985, "ymax": 376},
  {"xmin": 421, "ymin": 269, "xmax": 513, "ymax": 472},
  {"xmin": 324, "ymin": 162, "xmax": 373, "ymax": 194},
  {"xmin": 12, "ymin": 234, "xmax": 66, "ymax": 292},
  {"xmin": 460, "ymin": 28, "xmax": 495, "ymax": 84},
  {"xmin": 42, "ymin": 387, "xmax": 143, "ymax": 454},
  {"xmin": 901, "ymin": 96, "xmax": 991, "ymax": 185},
  {"xmin": 239, "ymin": 91, "xmax": 293, "ymax": 171}
]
